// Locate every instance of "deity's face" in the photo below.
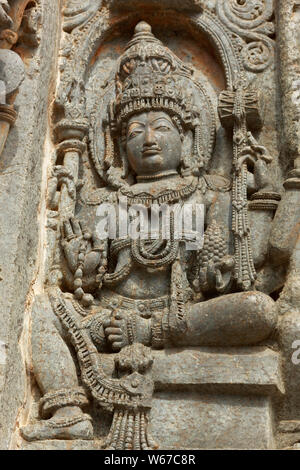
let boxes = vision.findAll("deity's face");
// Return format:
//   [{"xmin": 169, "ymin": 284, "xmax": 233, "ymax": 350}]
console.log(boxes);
[{"xmin": 126, "ymin": 111, "xmax": 182, "ymax": 177}]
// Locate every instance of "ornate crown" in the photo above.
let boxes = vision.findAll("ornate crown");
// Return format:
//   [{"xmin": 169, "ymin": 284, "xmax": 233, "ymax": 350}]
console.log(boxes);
[
  {"xmin": 113, "ymin": 21, "xmax": 198, "ymax": 130},
  {"xmin": 91, "ymin": 21, "xmax": 216, "ymax": 187}
]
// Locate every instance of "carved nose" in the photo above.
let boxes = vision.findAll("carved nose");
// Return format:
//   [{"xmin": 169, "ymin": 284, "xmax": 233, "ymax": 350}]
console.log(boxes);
[{"xmin": 144, "ymin": 125, "xmax": 157, "ymax": 147}]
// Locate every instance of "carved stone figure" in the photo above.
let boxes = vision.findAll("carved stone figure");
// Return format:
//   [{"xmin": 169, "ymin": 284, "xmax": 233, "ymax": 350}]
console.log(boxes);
[{"xmin": 19, "ymin": 20, "xmax": 286, "ymax": 449}]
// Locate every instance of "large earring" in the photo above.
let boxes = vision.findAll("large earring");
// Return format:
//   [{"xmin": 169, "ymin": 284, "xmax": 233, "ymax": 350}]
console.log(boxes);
[
  {"xmin": 193, "ymin": 123, "xmax": 205, "ymax": 171},
  {"xmin": 103, "ymin": 124, "xmax": 114, "ymax": 171}
]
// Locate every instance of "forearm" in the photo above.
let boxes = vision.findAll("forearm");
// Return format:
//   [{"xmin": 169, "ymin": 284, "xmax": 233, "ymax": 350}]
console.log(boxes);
[
  {"xmin": 248, "ymin": 191, "xmax": 281, "ymax": 268},
  {"xmin": 269, "ymin": 188, "xmax": 300, "ymax": 264}
]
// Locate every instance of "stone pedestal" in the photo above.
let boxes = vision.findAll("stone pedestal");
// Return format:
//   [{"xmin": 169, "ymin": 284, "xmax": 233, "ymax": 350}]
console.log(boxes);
[
  {"xmin": 150, "ymin": 347, "xmax": 283, "ymax": 449},
  {"xmin": 20, "ymin": 347, "xmax": 283, "ymax": 450}
]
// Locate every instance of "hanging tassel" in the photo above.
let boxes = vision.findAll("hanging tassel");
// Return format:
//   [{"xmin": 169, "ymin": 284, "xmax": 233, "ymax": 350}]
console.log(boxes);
[{"xmin": 104, "ymin": 409, "xmax": 158, "ymax": 450}]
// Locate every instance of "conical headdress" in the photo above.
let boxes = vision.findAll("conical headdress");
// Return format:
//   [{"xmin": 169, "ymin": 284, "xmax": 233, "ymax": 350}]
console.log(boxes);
[
  {"xmin": 112, "ymin": 21, "xmax": 197, "ymax": 130},
  {"xmin": 92, "ymin": 21, "xmax": 216, "ymax": 187}
]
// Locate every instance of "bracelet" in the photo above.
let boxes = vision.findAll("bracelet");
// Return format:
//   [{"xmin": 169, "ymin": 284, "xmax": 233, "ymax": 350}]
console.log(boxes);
[
  {"xmin": 40, "ymin": 387, "xmax": 89, "ymax": 418},
  {"xmin": 127, "ymin": 314, "xmax": 137, "ymax": 345},
  {"xmin": 249, "ymin": 191, "xmax": 281, "ymax": 211}
]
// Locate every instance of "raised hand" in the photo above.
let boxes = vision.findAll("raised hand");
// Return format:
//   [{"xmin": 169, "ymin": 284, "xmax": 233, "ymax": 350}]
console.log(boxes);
[
  {"xmin": 237, "ymin": 132, "xmax": 274, "ymax": 192},
  {"xmin": 47, "ymin": 166, "xmax": 76, "ymax": 210},
  {"xmin": 237, "ymin": 132, "xmax": 272, "ymax": 170},
  {"xmin": 61, "ymin": 217, "xmax": 85, "ymax": 273}
]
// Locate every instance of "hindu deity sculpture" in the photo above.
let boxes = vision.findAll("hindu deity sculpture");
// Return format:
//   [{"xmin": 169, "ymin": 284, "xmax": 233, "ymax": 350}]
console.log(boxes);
[{"xmin": 20, "ymin": 21, "xmax": 282, "ymax": 449}]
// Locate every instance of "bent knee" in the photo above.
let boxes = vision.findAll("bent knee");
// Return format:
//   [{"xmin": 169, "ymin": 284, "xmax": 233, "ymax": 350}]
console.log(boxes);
[{"xmin": 239, "ymin": 291, "xmax": 278, "ymax": 339}]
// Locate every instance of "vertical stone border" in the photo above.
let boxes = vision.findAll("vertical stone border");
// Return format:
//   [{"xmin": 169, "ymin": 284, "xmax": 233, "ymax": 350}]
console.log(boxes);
[{"xmin": 0, "ymin": 0, "xmax": 61, "ymax": 450}]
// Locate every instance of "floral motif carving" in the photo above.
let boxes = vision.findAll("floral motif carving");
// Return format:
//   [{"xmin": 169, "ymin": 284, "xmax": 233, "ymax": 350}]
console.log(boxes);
[{"xmin": 216, "ymin": 0, "xmax": 275, "ymax": 72}]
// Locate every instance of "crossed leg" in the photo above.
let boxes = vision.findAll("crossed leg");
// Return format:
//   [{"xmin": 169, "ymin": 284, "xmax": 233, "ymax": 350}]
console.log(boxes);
[{"xmin": 179, "ymin": 291, "xmax": 278, "ymax": 347}]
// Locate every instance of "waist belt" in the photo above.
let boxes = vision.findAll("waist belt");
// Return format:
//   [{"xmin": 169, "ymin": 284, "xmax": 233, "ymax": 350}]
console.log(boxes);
[{"xmin": 100, "ymin": 289, "xmax": 170, "ymax": 319}]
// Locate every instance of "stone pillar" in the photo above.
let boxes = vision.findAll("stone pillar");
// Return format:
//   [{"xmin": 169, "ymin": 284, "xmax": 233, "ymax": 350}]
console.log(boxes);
[{"xmin": 0, "ymin": 0, "xmax": 61, "ymax": 450}]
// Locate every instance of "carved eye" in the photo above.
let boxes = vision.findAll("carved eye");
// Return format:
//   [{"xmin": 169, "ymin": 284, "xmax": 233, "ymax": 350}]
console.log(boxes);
[
  {"xmin": 155, "ymin": 125, "xmax": 170, "ymax": 132},
  {"xmin": 128, "ymin": 128, "xmax": 143, "ymax": 140}
]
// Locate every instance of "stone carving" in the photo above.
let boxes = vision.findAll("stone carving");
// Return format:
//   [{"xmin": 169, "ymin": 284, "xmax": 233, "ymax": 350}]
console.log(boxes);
[
  {"xmin": 0, "ymin": 1, "xmax": 12, "ymax": 28},
  {"xmin": 62, "ymin": 0, "xmax": 205, "ymax": 34},
  {"xmin": 63, "ymin": 0, "xmax": 103, "ymax": 33},
  {"xmin": 19, "ymin": 18, "xmax": 290, "ymax": 449},
  {"xmin": 0, "ymin": 0, "xmax": 39, "ymax": 159},
  {"xmin": 217, "ymin": 0, "xmax": 275, "ymax": 72}
]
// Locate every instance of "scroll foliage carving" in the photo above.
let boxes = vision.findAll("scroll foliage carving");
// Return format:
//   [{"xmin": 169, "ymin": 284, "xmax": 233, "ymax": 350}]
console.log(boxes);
[
  {"xmin": 216, "ymin": 0, "xmax": 275, "ymax": 72},
  {"xmin": 63, "ymin": 0, "xmax": 103, "ymax": 33}
]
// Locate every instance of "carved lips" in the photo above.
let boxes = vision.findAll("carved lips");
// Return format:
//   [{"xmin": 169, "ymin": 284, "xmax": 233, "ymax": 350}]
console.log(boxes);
[{"xmin": 142, "ymin": 145, "xmax": 162, "ymax": 158}]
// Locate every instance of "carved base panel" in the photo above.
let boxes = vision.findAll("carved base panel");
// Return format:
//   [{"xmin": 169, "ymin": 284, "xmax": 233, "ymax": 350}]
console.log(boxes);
[
  {"xmin": 143, "ymin": 347, "xmax": 282, "ymax": 449},
  {"xmin": 150, "ymin": 394, "xmax": 274, "ymax": 450},
  {"xmin": 21, "ymin": 440, "xmax": 104, "ymax": 451},
  {"xmin": 20, "ymin": 394, "xmax": 274, "ymax": 450},
  {"xmin": 19, "ymin": 348, "xmax": 282, "ymax": 450}
]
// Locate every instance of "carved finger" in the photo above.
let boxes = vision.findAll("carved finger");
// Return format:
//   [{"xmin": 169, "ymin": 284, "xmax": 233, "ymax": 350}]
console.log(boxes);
[
  {"xmin": 71, "ymin": 218, "xmax": 82, "ymax": 236},
  {"xmin": 237, "ymin": 155, "xmax": 256, "ymax": 171},
  {"xmin": 111, "ymin": 342, "xmax": 123, "ymax": 351},
  {"xmin": 63, "ymin": 220, "xmax": 74, "ymax": 240},
  {"xmin": 260, "ymin": 152, "xmax": 273, "ymax": 164},
  {"xmin": 246, "ymin": 131, "xmax": 258, "ymax": 148},
  {"xmin": 108, "ymin": 335, "xmax": 123, "ymax": 344},
  {"xmin": 79, "ymin": 220, "xmax": 89, "ymax": 236},
  {"xmin": 92, "ymin": 233, "xmax": 106, "ymax": 250},
  {"xmin": 103, "ymin": 318, "xmax": 112, "ymax": 329},
  {"xmin": 240, "ymin": 146, "xmax": 255, "ymax": 158},
  {"xmin": 110, "ymin": 315, "xmax": 124, "ymax": 328},
  {"xmin": 53, "ymin": 165, "xmax": 70, "ymax": 178},
  {"xmin": 105, "ymin": 327, "xmax": 123, "ymax": 336},
  {"xmin": 110, "ymin": 321, "xmax": 123, "ymax": 331}
]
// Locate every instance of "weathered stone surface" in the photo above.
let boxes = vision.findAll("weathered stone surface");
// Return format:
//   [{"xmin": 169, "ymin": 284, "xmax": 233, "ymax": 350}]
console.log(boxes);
[
  {"xmin": 150, "ymin": 394, "xmax": 275, "ymax": 450},
  {"xmin": 152, "ymin": 347, "xmax": 284, "ymax": 395},
  {"xmin": 0, "ymin": 0, "xmax": 61, "ymax": 450}
]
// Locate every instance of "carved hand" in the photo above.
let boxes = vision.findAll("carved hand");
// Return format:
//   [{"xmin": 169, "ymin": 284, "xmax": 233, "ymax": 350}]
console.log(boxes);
[
  {"xmin": 61, "ymin": 218, "xmax": 103, "ymax": 275},
  {"xmin": 47, "ymin": 166, "xmax": 76, "ymax": 210},
  {"xmin": 238, "ymin": 132, "xmax": 272, "ymax": 169},
  {"xmin": 200, "ymin": 255, "xmax": 235, "ymax": 294},
  {"xmin": 103, "ymin": 312, "xmax": 151, "ymax": 351},
  {"xmin": 61, "ymin": 217, "xmax": 85, "ymax": 273},
  {"xmin": 238, "ymin": 132, "xmax": 274, "ymax": 192}
]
